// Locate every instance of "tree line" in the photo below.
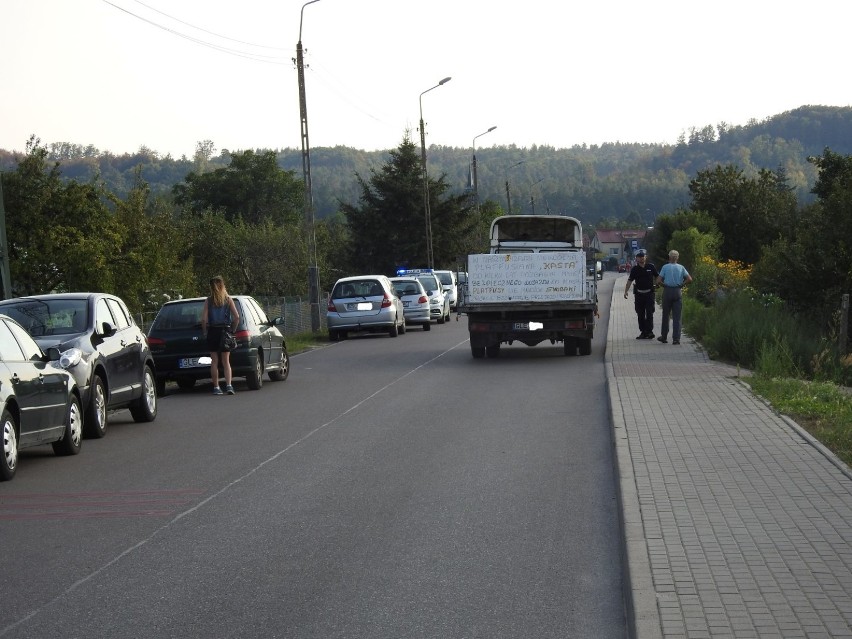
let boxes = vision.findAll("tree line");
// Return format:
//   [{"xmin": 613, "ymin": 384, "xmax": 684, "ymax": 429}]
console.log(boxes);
[{"xmin": 3, "ymin": 105, "xmax": 852, "ymax": 226}]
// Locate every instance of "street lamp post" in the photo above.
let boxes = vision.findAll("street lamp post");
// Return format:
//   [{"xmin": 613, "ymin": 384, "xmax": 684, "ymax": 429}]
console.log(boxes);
[
  {"xmin": 504, "ymin": 160, "xmax": 525, "ymax": 215},
  {"xmin": 529, "ymin": 178, "xmax": 544, "ymax": 214},
  {"xmin": 419, "ymin": 76, "xmax": 451, "ymax": 269},
  {"xmin": 296, "ymin": 0, "xmax": 321, "ymax": 331},
  {"xmin": 471, "ymin": 126, "xmax": 496, "ymax": 207}
]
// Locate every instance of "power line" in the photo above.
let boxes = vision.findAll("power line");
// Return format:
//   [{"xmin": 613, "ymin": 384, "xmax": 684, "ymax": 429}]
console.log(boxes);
[
  {"xmin": 129, "ymin": 0, "xmax": 289, "ymax": 51},
  {"xmin": 102, "ymin": 0, "xmax": 290, "ymax": 64}
]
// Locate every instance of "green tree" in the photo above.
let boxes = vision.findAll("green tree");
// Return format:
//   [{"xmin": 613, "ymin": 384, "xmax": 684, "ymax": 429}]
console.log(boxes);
[
  {"xmin": 340, "ymin": 133, "xmax": 476, "ymax": 274},
  {"xmin": 688, "ymin": 165, "xmax": 797, "ymax": 264},
  {"xmin": 173, "ymin": 150, "xmax": 303, "ymax": 226},
  {"xmin": 1, "ymin": 137, "xmax": 125, "ymax": 295}
]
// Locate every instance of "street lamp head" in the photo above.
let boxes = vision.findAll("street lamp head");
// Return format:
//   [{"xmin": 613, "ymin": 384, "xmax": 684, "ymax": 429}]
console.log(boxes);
[
  {"xmin": 439, "ymin": 76, "xmax": 452, "ymax": 85},
  {"xmin": 487, "ymin": 126, "xmax": 497, "ymax": 133}
]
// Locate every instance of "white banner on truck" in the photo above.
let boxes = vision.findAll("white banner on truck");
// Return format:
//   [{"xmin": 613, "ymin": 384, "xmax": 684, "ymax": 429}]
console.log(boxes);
[{"xmin": 468, "ymin": 252, "xmax": 587, "ymax": 303}]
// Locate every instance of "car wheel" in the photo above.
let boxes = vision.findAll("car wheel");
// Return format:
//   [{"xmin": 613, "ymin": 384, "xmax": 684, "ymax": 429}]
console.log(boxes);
[
  {"xmin": 268, "ymin": 348, "xmax": 290, "ymax": 382},
  {"xmin": 329, "ymin": 330, "xmax": 340, "ymax": 342},
  {"xmin": 129, "ymin": 365, "xmax": 158, "ymax": 422},
  {"xmin": 437, "ymin": 314, "xmax": 445, "ymax": 325},
  {"xmin": 398, "ymin": 317, "xmax": 406, "ymax": 335},
  {"xmin": 444, "ymin": 306, "xmax": 451, "ymax": 322},
  {"xmin": 176, "ymin": 379, "xmax": 196, "ymax": 391},
  {"xmin": 84, "ymin": 374, "xmax": 107, "ymax": 439},
  {"xmin": 247, "ymin": 350, "xmax": 263, "ymax": 390},
  {"xmin": 1, "ymin": 408, "xmax": 19, "ymax": 481},
  {"xmin": 388, "ymin": 321, "xmax": 399, "ymax": 337},
  {"xmin": 52, "ymin": 394, "xmax": 83, "ymax": 457},
  {"xmin": 422, "ymin": 322, "xmax": 431, "ymax": 331}
]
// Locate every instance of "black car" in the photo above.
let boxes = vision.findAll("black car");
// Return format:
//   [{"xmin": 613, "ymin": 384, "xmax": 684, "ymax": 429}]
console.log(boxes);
[
  {"xmin": 0, "ymin": 293, "xmax": 158, "ymax": 438},
  {"xmin": 146, "ymin": 296, "xmax": 289, "ymax": 394},
  {"xmin": 0, "ymin": 314, "xmax": 83, "ymax": 481}
]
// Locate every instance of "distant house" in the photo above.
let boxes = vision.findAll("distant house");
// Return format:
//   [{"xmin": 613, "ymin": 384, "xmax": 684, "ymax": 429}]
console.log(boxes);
[{"xmin": 590, "ymin": 229, "xmax": 648, "ymax": 265}]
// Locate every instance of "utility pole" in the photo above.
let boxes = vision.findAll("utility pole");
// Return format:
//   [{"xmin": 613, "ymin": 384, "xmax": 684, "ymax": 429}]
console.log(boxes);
[
  {"xmin": 0, "ymin": 176, "xmax": 11, "ymax": 299},
  {"xmin": 296, "ymin": 0, "xmax": 321, "ymax": 331}
]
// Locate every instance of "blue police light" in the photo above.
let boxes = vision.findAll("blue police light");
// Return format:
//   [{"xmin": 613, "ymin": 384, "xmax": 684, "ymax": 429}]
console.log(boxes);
[{"xmin": 396, "ymin": 267, "xmax": 433, "ymax": 276}]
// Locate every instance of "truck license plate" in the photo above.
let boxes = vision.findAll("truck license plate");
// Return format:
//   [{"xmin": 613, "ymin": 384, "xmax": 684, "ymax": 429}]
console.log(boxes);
[{"xmin": 512, "ymin": 322, "xmax": 528, "ymax": 330}]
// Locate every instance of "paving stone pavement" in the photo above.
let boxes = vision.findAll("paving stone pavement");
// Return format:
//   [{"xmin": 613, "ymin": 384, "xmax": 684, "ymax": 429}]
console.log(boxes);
[{"xmin": 606, "ymin": 276, "xmax": 852, "ymax": 639}]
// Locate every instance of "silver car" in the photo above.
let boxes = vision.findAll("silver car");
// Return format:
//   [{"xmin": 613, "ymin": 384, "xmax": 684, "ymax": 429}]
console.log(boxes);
[
  {"xmin": 326, "ymin": 275, "xmax": 406, "ymax": 341},
  {"xmin": 389, "ymin": 277, "xmax": 431, "ymax": 331},
  {"xmin": 396, "ymin": 269, "xmax": 450, "ymax": 324}
]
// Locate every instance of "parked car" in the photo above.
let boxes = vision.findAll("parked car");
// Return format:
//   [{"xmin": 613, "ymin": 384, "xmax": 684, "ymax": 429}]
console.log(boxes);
[
  {"xmin": 0, "ymin": 314, "xmax": 82, "ymax": 481},
  {"xmin": 326, "ymin": 275, "xmax": 406, "ymax": 341},
  {"xmin": 389, "ymin": 277, "xmax": 431, "ymax": 331},
  {"xmin": 396, "ymin": 269, "xmax": 450, "ymax": 323},
  {"xmin": 0, "ymin": 293, "xmax": 157, "ymax": 439},
  {"xmin": 146, "ymin": 295, "xmax": 289, "ymax": 394},
  {"xmin": 433, "ymin": 270, "xmax": 459, "ymax": 310}
]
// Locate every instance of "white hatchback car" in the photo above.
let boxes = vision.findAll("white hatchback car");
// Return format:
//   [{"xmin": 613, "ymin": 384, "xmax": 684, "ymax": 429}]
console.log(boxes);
[
  {"xmin": 389, "ymin": 277, "xmax": 431, "ymax": 331},
  {"xmin": 396, "ymin": 269, "xmax": 450, "ymax": 324},
  {"xmin": 326, "ymin": 275, "xmax": 406, "ymax": 341}
]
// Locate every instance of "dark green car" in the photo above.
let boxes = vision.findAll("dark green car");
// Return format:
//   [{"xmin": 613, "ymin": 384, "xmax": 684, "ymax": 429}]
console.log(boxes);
[{"xmin": 146, "ymin": 296, "xmax": 289, "ymax": 395}]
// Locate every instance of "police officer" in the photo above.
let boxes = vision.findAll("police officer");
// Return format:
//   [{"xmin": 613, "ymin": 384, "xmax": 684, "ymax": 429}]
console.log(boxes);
[{"xmin": 623, "ymin": 250, "xmax": 659, "ymax": 339}]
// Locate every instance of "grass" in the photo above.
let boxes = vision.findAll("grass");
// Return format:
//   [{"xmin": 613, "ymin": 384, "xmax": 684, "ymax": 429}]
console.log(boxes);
[
  {"xmin": 745, "ymin": 376, "xmax": 852, "ymax": 467},
  {"xmin": 287, "ymin": 329, "xmax": 329, "ymax": 354}
]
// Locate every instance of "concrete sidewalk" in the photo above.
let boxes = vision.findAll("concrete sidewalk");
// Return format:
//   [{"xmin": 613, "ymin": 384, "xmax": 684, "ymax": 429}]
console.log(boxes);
[{"xmin": 606, "ymin": 275, "xmax": 852, "ymax": 639}]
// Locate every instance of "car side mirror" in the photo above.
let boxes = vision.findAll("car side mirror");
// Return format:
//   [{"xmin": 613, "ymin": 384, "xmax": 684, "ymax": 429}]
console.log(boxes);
[
  {"xmin": 45, "ymin": 346, "xmax": 62, "ymax": 361},
  {"xmin": 99, "ymin": 322, "xmax": 117, "ymax": 337}
]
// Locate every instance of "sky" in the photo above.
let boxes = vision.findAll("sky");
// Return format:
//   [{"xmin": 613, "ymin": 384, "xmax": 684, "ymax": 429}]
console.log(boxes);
[{"xmin": 2, "ymin": 0, "xmax": 849, "ymax": 159}]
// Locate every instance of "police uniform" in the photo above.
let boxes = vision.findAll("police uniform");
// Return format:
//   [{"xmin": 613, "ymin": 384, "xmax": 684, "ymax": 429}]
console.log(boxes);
[{"xmin": 626, "ymin": 254, "xmax": 659, "ymax": 339}]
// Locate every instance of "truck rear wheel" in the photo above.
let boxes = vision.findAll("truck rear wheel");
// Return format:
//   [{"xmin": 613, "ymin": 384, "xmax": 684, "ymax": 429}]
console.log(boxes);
[
  {"xmin": 486, "ymin": 344, "xmax": 500, "ymax": 358},
  {"xmin": 578, "ymin": 338, "xmax": 592, "ymax": 356},
  {"xmin": 471, "ymin": 345, "xmax": 485, "ymax": 358},
  {"xmin": 563, "ymin": 338, "xmax": 577, "ymax": 356}
]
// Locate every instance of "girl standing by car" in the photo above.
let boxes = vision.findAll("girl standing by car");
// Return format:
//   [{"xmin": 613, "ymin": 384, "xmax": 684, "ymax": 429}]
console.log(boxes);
[{"xmin": 201, "ymin": 276, "xmax": 240, "ymax": 395}]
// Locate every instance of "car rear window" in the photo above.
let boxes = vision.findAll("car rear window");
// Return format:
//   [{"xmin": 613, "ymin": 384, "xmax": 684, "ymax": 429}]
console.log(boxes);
[
  {"xmin": 151, "ymin": 301, "xmax": 204, "ymax": 330},
  {"xmin": 333, "ymin": 280, "xmax": 383, "ymax": 299}
]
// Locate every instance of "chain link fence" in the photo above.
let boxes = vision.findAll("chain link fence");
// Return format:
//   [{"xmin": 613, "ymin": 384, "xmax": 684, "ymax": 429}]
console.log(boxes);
[{"xmin": 135, "ymin": 295, "xmax": 328, "ymax": 336}]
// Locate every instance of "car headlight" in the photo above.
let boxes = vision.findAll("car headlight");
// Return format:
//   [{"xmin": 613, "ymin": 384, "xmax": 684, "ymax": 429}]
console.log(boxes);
[{"xmin": 59, "ymin": 347, "xmax": 83, "ymax": 369}]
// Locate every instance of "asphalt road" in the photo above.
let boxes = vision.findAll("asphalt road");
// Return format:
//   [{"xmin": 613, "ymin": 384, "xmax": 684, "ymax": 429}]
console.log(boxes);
[{"xmin": 1, "ymin": 277, "xmax": 624, "ymax": 639}]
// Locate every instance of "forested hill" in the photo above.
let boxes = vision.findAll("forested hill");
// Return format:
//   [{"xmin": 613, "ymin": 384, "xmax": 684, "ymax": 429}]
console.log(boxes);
[{"xmin": 3, "ymin": 105, "xmax": 851, "ymax": 226}]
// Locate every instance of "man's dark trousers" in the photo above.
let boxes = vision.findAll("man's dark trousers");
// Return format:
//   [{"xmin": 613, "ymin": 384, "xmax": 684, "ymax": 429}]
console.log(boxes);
[{"xmin": 634, "ymin": 291, "xmax": 655, "ymax": 335}]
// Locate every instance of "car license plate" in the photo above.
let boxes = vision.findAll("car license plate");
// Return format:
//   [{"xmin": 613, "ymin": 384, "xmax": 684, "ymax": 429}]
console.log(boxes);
[
  {"xmin": 179, "ymin": 357, "xmax": 206, "ymax": 368},
  {"xmin": 402, "ymin": 301, "xmax": 410, "ymax": 308},
  {"xmin": 356, "ymin": 302, "xmax": 372, "ymax": 310}
]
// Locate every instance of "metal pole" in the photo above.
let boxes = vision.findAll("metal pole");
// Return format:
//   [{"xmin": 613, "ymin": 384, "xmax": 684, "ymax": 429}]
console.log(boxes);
[
  {"xmin": 504, "ymin": 160, "xmax": 525, "ymax": 215},
  {"xmin": 419, "ymin": 77, "xmax": 451, "ymax": 269},
  {"xmin": 472, "ymin": 126, "xmax": 496, "ymax": 209},
  {"xmin": 840, "ymin": 293, "xmax": 849, "ymax": 356},
  {"xmin": 297, "ymin": 0, "xmax": 321, "ymax": 332},
  {"xmin": 0, "ymin": 176, "xmax": 11, "ymax": 299}
]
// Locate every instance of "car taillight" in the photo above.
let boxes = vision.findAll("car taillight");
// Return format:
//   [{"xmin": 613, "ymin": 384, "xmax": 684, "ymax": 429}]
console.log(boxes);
[
  {"xmin": 327, "ymin": 300, "xmax": 336, "ymax": 312},
  {"xmin": 419, "ymin": 296, "xmax": 428, "ymax": 304},
  {"xmin": 147, "ymin": 336, "xmax": 165, "ymax": 347},
  {"xmin": 381, "ymin": 294, "xmax": 392, "ymax": 308},
  {"xmin": 234, "ymin": 330, "xmax": 250, "ymax": 341}
]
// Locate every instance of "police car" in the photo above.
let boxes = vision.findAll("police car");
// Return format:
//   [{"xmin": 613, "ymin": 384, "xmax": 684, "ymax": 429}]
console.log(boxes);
[{"xmin": 395, "ymin": 268, "xmax": 451, "ymax": 324}]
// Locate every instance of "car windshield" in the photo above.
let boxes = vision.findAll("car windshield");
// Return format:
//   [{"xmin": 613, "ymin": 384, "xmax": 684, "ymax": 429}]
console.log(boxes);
[
  {"xmin": 0, "ymin": 299, "xmax": 88, "ymax": 336},
  {"xmin": 436, "ymin": 272, "xmax": 453, "ymax": 285},
  {"xmin": 151, "ymin": 301, "xmax": 204, "ymax": 330},
  {"xmin": 415, "ymin": 275, "xmax": 439, "ymax": 293},
  {"xmin": 333, "ymin": 280, "xmax": 383, "ymax": 299}
]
